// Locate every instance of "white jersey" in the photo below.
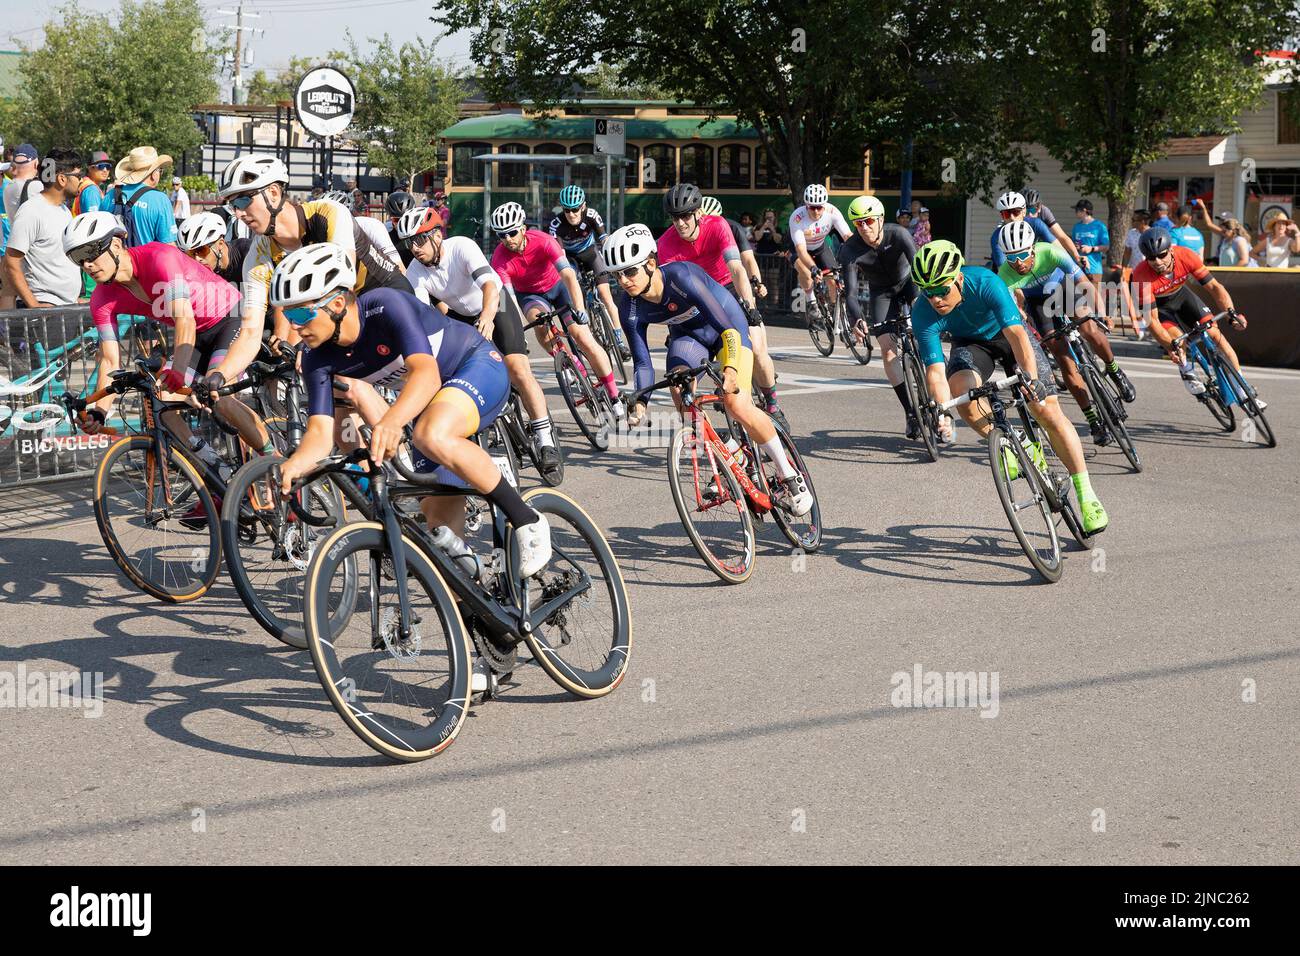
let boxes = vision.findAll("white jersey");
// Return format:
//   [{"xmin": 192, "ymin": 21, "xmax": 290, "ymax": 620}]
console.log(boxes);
[
  {"xmin": 355, "ymin": 215, "xmax": 403, "ymax": 269},
  {"xmin": 407, "ymin": 236, "xmax": 502, "ymax": 317},
  {"xmin": 788, "ymin": 203, "xmax": 850, "ymax": 251}
]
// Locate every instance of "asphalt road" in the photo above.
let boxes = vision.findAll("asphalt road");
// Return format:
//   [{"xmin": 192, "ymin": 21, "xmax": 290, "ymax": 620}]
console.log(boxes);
[{"xmin": 1, "ymin": 325, "xmax": 1296, "ymax": 865}]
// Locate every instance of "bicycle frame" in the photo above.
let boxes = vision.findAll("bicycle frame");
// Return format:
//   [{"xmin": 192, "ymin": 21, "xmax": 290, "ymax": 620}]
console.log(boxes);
[{"xmin": 1187, "ymin": 334, "xmax": 1242, "ymax": 407}]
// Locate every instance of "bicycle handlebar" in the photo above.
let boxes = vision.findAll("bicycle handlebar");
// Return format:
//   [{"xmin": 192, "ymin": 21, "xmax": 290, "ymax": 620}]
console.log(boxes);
[
  {"xmin": 630, "ymin": 362, "xmax": 722, "ymax": 407},
  {"xmin": 939, "ymin": 371, "xmax": 1027, "ymax": 412},
  {"xmin": 1169, "ymin": 311, "xmax": 1234, "ymax": 350}
]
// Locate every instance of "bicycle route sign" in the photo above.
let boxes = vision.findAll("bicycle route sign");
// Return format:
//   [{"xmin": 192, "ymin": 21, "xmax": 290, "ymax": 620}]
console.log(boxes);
[
  {"xmin": 594, "ymin": 119, "xmax": 626, "ymax": 156},
  {"xmin": 294, "ymin": 67, "xmax": 355, "ymax": 139}
]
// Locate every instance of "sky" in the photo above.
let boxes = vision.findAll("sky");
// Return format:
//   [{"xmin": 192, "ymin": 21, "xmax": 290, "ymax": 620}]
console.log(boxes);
[{"xmin": 3, "ymin": 0, "xmax": 475, "ymax": 76}]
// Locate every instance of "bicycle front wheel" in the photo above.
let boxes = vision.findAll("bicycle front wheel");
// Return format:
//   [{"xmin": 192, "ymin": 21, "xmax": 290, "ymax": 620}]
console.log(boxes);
[
  {"xmin": 845, "ymin": 308, "xmax": 872, "ymax": 365},
  {"xmin": 1084, "ymin": 364, "xmax": 1142, "ymax": 473},
  {"xmin": 555, "ymin": 348, "xmax": 610, "ymax": 450},
  {"xmin": 220, "ymin": 453, "xmax": 352, "ymax": 649},
  {"xmin": 807, "ymin": 300, "xmax": 834, "ymax": 357},
  {"xmin": 903, "ymin": 350, "xmax": 939, "ymax": 462},
  {"xmin": 94, "ymin": 435, "xmax": 221, "ymax": 602},
  {"xmin": 590, "ymin": 300, "xmax": 628, "ymax": 385},
  {"xmin": 668, "ymin": 423, "xmax": 755, "ymax": 584},
  {"xmin": 987, "ymin": 427, "xmax": 1062, "ymax": 583},
  {"xmin": 1219, "ymin": 358, "xmax": 1277, "ymax": 448},
  {"xmin": 1194, "ymin": 354, "xmax": 1235, "ymax": 431},
  {"xmin": 303, "ymin": 522, "xmax": 473, "ymax": 762},
  {"xmin": 506, "ymin": 488, "xmax": 632, "ymax": 698}
]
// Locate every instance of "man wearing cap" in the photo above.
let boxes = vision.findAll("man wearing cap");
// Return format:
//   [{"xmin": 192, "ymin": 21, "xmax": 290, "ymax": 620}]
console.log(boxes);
[
  {"xmin": 74, "ymin": 151, "xmax": 114, "ymax": 216},
  {"xmin": 5, "ymin": 147, "xmax": 85, "ymax": 308},
  {"xmin": 1, "ymin": 144, "xmax": 43, "ymax": 308},
  {"xmin": 1071, "ymin": 199, "xmax": 1109, "ymax": 289},
  {"xmin": 170, "ymin": 175, "xmax": 191, "ymax": 225},
  {"xmin": 107, "ymin": 146, "xmax": 177, "ymax": 246},
  {"xmin": 1150, "ymin": 201, "xmax": 1175, "ymax": 232}
]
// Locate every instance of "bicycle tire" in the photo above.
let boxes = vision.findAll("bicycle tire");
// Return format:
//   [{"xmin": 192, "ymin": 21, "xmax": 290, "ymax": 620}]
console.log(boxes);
[
  {"xmin": 903, "ymin": 350, "xmax": 939, "ymax": 462},
  {"xmin": 555, "ymin": 349, "xmax": 610, "ymax": 450},
  {"xmin": 844, "ymin": 304, "xmax": 872, "ymax": 365},
  {"xmin": 94, "ymin": 434, "xmax": 222, "ymax": 602},
  {"xmin": 667, "ymin": 422, "xmax": 755, "ymax": 584},
  {"xmin": 504, "ymin": 488, "xmax": 632, "ymax": 698},
  {"xmin": 590, "ymin": 299, "xmax": 628, "ymax": 385},
  {"xmin": 759, "ymin": 422, "xmax": 823, "ymax": 552},
  {"xmin": 1083, "ymin": 363, "xmax": 1142, "ymax": 473},
  {"xmin": 987, "ymin": 427, "xmax": 1062, "ymax": 583},
  {"xmin": 506, "ymin": 391, "xmax": 563, "ymax": 485},
  {"xmin": 220, "ymin": 453, "xmax": 352, "ymax": 648},
  {"xmin": 303, "ymin": 521, "xmax": 473, "ymax": 763},
  {"xmin": 1218, "ymin": 356, "xmax": 1277, "ymax": 448},
  {"xmin": 1193, "ymin": 352, "xmax": 1235, "ymax": 431},
  {"xmin": 807, "ymin": 294, "xmax": 834, "ymax": 357}
]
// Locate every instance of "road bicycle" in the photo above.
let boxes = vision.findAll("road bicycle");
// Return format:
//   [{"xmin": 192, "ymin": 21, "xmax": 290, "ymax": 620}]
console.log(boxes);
[
  {"xmin": 634, "ymin": 362, "xmax": 821, "ymax": 584},
  {"xmin": 494, "ymin": 386, "xmax": 564, "ymax": 486},
  {"xmin": 807, "ymin": 268, "xmax": 872, "ymax": 364},
  {"xmin": 576, "ymin": 267, "xmax": 629, "ymax": 385},
  {"xmin": 293, "ymin": 442, "xmax": 631, "ymax": 762},
  {"xmin": 524, "ymin": 307, "xmax": 618, "ymax": 451},
  {"xmin": 940, "ymin": 371, "xmax": 1095, "ymax": 584},
  {"xmin": 1171, "ymin": 312, "xmax": 1275, "ymax": 447},
  {"xmin": 870, "ymin": 308, "xmax": 941, "ymax": 462},
  {"xmin": 1039, "ymin": 314, "xmax": 1142, "ymax": 472}
]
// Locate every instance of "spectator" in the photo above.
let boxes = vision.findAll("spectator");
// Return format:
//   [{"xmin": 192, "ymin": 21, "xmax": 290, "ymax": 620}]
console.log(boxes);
[
  {"xmin": 4, "ymin": 147, "xmax": 85, "ymax": 307},
  {"xmin": 752, "ymin": 207, "xmax": 783, "ymax": 253},
  {"xmin": 896, "ymin": 209, "xmax": 912, "ymax": 230},
  {"xmin": 429, "ymin": 188, "xmax": 450, "ymax": 237},
  {"xmin": 310, "ymin": 185, "xmax": 324, "ymax": 200},
  {"xmin": 1150, "ymin": 201, "xmax": 1175, "ymax": 231},
  {"xmin": 2, "ymin": 144, "xmax": 44, "ymax": 308},
  {"xmin": 108, "ymin": 146, "xmax": 177, "ymax": 246},
  {"xmin": 738, "ymin": 210, "xmax": 756, "ymax": 234},
  {"xmin": 912, "ymin": 205, "xmax": 932, "ymax": 246},
  {"xmin": 1252, "ymin": 216, "xmax": 1300, "ymax": 267},
  {"xmin": 1216, "ymin": 218, "xmax": 1256, "ymax": 268},
  {"xmin": 1071, "ymin": 199, "xmax": 1109, "ymax": 287},
  {"xmin": 909, "ymin": 199, "xmax": 922, "ymax": 222},
  {"xmin": 1168, "ymin": 204, "xmax": 1205, "ymax": 258},
  {"xmin": 1120, "ymin": 209, "xmax": 1151, "ymax": 340},
  {"xmin": 170, "ymin": 175, "xmax": 191, "ymax": 225},
  {"xmin": 73, "ymin": 151, "xmax": 113, "ymax": 215}
]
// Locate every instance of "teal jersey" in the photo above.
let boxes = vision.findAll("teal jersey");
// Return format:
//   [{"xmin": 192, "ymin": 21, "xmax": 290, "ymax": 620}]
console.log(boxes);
[
  {"xmin": 997, "ymin": 242, "xmax": 1083, "ymax": 300},
  {"xmin": 912, "ymin": 266, "xmax": 1022, "ymax": 367}
]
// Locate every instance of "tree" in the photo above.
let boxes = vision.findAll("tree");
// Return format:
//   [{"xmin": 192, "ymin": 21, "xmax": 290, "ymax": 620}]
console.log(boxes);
[
  {"xmin": 1013, "ymin": 0, "xmax": 1300, "ymax": 267},
  {"xmin": 430, "ymin": 0, "xmax": 1033, "ymax": 203},
  {"xmin": 11, "ymin": 0, "xmax": 220, "ymax": 160},
  {"xmin": 337, "ymin": 34, "xmax": 465, "ymax": 190},
  {"xmin": 246, "ymin": 56, "xmax": 324, "ymax": 106}
]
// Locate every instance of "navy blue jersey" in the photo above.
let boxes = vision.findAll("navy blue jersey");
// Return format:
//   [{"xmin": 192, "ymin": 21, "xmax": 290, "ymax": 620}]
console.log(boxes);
[
  {"xmin": 548, "ymin": 208, "xmax": 606, "ymax": 254},
  {"xmin": 302, "ymin": 287, "xmax": 486, "ymax": 416},
  {"xmin": 617, "ymin": 260, "xmax": 752, "ymax": 393}
]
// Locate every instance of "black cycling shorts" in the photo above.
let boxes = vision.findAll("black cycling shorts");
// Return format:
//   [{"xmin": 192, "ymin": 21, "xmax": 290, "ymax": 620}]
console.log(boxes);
[
  {"xmin": 446, "ymin": 307, "xmax": 527, "ymax": 358},
  {"xmin": 1154, "ymin": 284, "xmax": 1212, "ymax": 332},
  {"xmin": 569, "ymin": 245, "xmax": 612, "ymax": 285},
  {"xmin": 946, "ymin": 330, "xmax": 1056, "ymax": 398},
  {"xmin": 802, "ymin": 242, "xmax": 839, "ymax": 273},
  {"xmin": 164, "ymin": 312, "xmax": 242, "ymax": 385},
  {"xmin": 865, "ymin": 283, "xmax": 914, "ymax": 328}
]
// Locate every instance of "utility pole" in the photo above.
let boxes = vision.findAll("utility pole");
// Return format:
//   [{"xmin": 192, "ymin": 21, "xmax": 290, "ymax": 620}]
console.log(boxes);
[{"xmin": 217, "ymin": 3, "xmax": 263, "ymax": 105}]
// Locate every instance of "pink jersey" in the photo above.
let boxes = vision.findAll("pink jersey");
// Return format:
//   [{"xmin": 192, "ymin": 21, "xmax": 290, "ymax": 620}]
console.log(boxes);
[
  {"xmin": 90, "ymin": 242, "xmax": 241, "ymax": 342},
  {"xmin": 656, "ymin": 215, "xmax": 738, "ymax": 286},
  {"xmin": 491, "ymin": 229, "xmax": 566, "ymax": 294}
]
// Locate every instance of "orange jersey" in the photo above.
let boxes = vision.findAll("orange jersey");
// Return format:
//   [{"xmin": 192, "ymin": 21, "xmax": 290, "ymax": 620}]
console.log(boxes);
[{"xmin": 1131, "ymin": 245, "xmax": 1211, "ymax": 306}]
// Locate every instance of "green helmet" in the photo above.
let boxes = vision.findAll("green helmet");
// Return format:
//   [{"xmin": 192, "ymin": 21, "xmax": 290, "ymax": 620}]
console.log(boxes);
[
  {"xmin": 912, "ymin": 239, "xmax": 964, "ymax": 289},
  {"xmin": 847, "ymin": 195, "xmax": 885, "ymax": 222}
]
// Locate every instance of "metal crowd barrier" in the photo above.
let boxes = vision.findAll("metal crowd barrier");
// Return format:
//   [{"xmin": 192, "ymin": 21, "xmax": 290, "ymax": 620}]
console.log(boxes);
[{"xmin": 1, "ymin": 306, "xmax": 158, "ymax": 488}]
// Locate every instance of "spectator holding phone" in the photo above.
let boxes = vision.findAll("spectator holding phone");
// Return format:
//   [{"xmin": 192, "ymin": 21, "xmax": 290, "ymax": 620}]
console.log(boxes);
[{"xmin": 752, "ymin": 207, "xmax": 783, "ymax": 253}]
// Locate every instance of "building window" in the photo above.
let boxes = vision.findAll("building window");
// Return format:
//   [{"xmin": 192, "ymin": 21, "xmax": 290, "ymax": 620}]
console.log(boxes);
[
  {"xmin": 717, "ymin": 144, "xmax": 751, "ymax": 189},
  {"xmin": 533, "ymin": 142, "xmax": 567, "ymax": 190},
  {"xmin": 830, "ymin": 151, "xmax": 866, "ymax": 191},
  {"xmin": 643, "ymin": 144, "xmax": 676, "ymax": 188},
  {"xmin": 867, "ymin": 145, "xmax": 902, "ymax": 191},
  {"xmin": 680, "ymin": 143, "xmax": 714, "ymax": 188},
  {"xmin": 451, "ymin": 142, "xmax": 490, "ymax": 187},
  {"xmin": 569, "ymin": 142, "xmax": 602, "ymax": 192},
  {"xmin": 497, "ymin": 143, "xmax": 530, "ymax": 188},
  {"xmin": 755, "ymin": 147, "xmax": 788, "ymax": 189},
  {"xmin": 1280, "ymin": 91, "xmax": 1300, "ymax": 145},
  {"xmin": 624, "ymin": 144, "xmax": 641, "ymax": 188}
]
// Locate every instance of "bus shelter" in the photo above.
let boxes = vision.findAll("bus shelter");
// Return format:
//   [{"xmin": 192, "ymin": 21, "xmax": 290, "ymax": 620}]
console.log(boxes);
[{"xmin": 472, "ymin": 153, "xmax": 634, "ymax": 249}]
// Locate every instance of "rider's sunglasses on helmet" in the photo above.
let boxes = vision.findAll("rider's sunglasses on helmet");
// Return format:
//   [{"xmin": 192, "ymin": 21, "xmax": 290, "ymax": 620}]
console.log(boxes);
[
  {"xmin": 1004, "ymin": 250, "xmax": 1033, "ymax": 263},
  {"xmin": 69, "ymin": 240, "xmax": 111, "ymax": 268},
  {"xmin": 495, "ymin": 227, "xmax": 521, "ymax": 239},
  {"xmin": 228, "ymin": 192, "xmax": 258, "ymax": 211},
  {"xmin": 921, "ymin": 284, "xmax": 952, "ymax": 298},
  {"xmin": 998, "ymin": 209, "xmax": 1021, "ymax": 220}
]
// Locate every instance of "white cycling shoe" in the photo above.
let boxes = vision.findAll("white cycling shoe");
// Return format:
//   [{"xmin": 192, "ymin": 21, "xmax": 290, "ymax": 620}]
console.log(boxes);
[
  {"xmin": 515, "ymin": 513, "xmax": 553, "ymax": 579},
  {"xmin": 782, "ymin": 474, "xmax": 814, "ymax": 517},
  {"xmin": 1181, "ymin": 371, "xmax": 1206, "ymax": 396},
  {"xmin": 471, "ymin": 655, "xmax": 490, "ymax": 694}
]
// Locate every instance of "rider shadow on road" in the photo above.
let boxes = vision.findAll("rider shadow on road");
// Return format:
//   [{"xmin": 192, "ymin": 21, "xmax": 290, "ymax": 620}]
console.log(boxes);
[{"xmin": 797, "ymin": 427, "xmax": 986, "ymax": 469}]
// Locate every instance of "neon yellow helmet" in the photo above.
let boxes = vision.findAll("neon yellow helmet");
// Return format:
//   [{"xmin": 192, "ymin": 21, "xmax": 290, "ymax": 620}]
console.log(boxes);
[
  {"xmin": 700, "ymin": 196, "xmax": 723, "ymax": 217},
  {"xmin": 912, "ymin": 239, "xmax": 964, "ymax": 289},
  {"xmin": 847, "ymin": 195, "xmax": 885, "ymax": 222}
]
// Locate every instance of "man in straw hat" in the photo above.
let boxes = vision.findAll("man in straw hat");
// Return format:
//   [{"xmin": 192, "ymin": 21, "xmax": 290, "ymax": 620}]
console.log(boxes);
[{"xmin": 107, "ymin": 146, "xmax": 177, "ymax": 246}]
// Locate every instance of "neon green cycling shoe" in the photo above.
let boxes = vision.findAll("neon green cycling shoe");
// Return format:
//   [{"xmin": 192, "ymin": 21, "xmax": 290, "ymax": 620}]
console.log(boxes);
[{"xmin": 1080, "ymin": 494, "xmax": 1109, "ymax": 534}]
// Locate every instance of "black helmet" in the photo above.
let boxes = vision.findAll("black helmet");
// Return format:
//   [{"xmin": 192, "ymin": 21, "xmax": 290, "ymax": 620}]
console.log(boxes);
[
  {"xmin": 1138, "ymin": 227, "xmax": 1172, "ymax": 259},
  {"xmin": 385, "ymin": 191, "xmax": 416, "ymax": 218},
  {"xmin": 663, "ymin": 183, "xmax": 702, "ymax": 217},
  {"xmin": 1022, "ymin": 188, "xmax": 1041, "ymax": 206}
]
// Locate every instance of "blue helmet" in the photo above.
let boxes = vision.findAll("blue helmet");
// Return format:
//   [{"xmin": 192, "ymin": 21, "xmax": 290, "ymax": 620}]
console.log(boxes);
[{"xmin": 559, "ymin": 185, "xmax": 586, "ymax": 210}]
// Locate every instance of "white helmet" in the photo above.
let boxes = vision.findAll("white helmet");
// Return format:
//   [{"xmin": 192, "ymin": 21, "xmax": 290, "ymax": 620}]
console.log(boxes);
[
  {"xmin": 218, "ymin": 153, "xmax": 289, "ymax": 199},
  {"xmin": 322, "ymin": 190, "xmax": 351, "ymax": 205},
  {"xmin": 995, "ymin": 190, "xmax": 1026, "ymax": 212},
  {"xmin": 177, "ymin": 212, "xmax": 227, "ymax": 251},
  {"xmin": 270, "ymin": 242, "xmax": 356, "ymax": 307},
  {"xmin": 394, "ymin": 206, "xmax": 440, "ymax": 241},
  {"xmin": 602, "ymin": 223, "xmax": 657, "ymax": 271},
  {"xmin": 804, "ymin": 184, "xmax": 829, "ymax": 206},
  {"xmin": 700, "ymin": 196, "xmax": 724, "ymax": 218},
  {"xmin": 63, "ymin": 212, "xmax": 126, "ymax": 253},
  {"xmin": 490, "ymin": 201, "xmax": 527, "ymax": 232},
  {"xmin": 997, "ymin": 219, "xmax": 1037, "ymax": 255}
]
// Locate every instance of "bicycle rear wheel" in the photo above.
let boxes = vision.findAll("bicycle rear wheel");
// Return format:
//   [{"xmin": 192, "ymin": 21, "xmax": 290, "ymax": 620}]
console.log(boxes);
[
  {"xmin": 807, "ymin": 299, "xmax": 834, "ymax": 356},
  {"xmin": 303, "ymin": 522, "xmax": 473, "ymax": 762},
  {"xmin": 987, "ymin": 427, "xmax": 1062, "ymax": 583},
  {"xmin": 668, "ymin": 422, "xmax": 755, "ymax": 584},
  {"xmin": 555, "ymin": 349, "xmax": 611, "ymax": 450},
  {"xmin": 753, "ymin": 422, "xmax": 822, "ymax": 552},
  {"xmin": 1193, "ymin": 353, "xmax": 1235, "ymax": 431},
  {"xmin": 589, "ymin": 299, "xmax": 627, "ymax": 385},
  {"xmin": 506, "ymin": 488, "xmax": 632, "ymax": 698},
  {"xmin": 220, "ymin": 453, "xmax": 352, "ymax": 648},
  {"xmin": 93, "ymin": 435, "xmax": 221, "ymax": 602},
  {"xmin": 903, "ymin": 350, "xmax": 939, "ymax": 462},
  {"xmin": 505, "ymin": 391, "xmax": 563, "ymax": 486},
  {"xmin": 1084, "ymin": 364, "xmax": 1142, "ymax": 472},
  {"xmin": 1219, "ymin": 357, "xmax": 1276, "ymax": 448}
]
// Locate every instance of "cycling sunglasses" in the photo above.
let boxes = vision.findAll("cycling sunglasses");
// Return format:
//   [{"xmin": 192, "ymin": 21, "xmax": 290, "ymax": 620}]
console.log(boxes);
[
  {"xmin": 185, "ymin": 243, "xmax": 215, "ymax": 260},
  {"xmin": 227, "ymin": 192, "xmax": 258, "ymax": 211},
  {"xmin": 1004, "ymin": 250, "xmax": 1033, "ymax": 263},
  {"xmin": 806, "ymin": 204, "xmax": 825, "ymax": 212},
  {"xmin": 92, "ymin": 162, "xmax": 113, "ymax": 171},
  {"xmin": 405, "ymin": 231, "xmax": 434, "ymax": 248},
  {"xmin": 283, "ymin": 295, "xmax": 338, "ymax": 326},
  {"xmin": 615, "ymin": 265, "xmax": 643, "ymax": 280},
  {"xmin": 495, "ymin": 227, "xmax": 522, "ymax": 239},
  {"xmin": 921, "ymin": 284, "xmax": 952, "ymax": 298},
  {"xmin": 68, "ymin": 240, "xmax": 112, "ymax": 268}
]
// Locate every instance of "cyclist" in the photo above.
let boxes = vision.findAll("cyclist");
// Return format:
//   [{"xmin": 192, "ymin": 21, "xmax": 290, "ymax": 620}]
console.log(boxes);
[
  {"xmin": 1130, "ymin": 227, "xmax": 1255, "ymax": 401},
  {"xmin": 384, "ymin": 190, "xmax": 419, "ymax": 267},
  {"xmin": 836, "ymin": 194, "xmax": 921, "ymax": 438},
  {"xmin": 177, "ymin": 211, "xmax": 251, "ymax": 285},
  {"xmin": 487, "ymin": 201, "xmax": 624, "ymax": 416},
  {"xmin": 219, "ymin": 155, "xmax": 412, "ymax": 345},
  {"xmin": 658, "ymin": 184, "xmax": 785, "ymax": 428},
  {"xmin": 911, "ymin": 240, "xmax": 1110, "ymax": 534},
  {"xmin": 1021, "ymin": 188, "xmax": 1087, "ymax": 268},
  {"xmin": 700, "ymin": 196, "xmax": 769, "ymax": 301},
  {"xmin": 996, "ymin": 220, "xmax": 1137, "ymax": 448},
  {"xmin": 606, "ymin": 223, "xmax": 813, "ymax": 516},
  {"xmin": 990, "ymin": 190, "xmax": 1086, "ymax": 271},
  {"xmin": 395, "ymin": 206, "xmax": 564, "ymax": 481},
  {"xmin": 547, "ymin": 184, "xmax": 632, "ymax": 361},
  {"xmin": 789, "ymin": 183, "xmax": 852, "ymax": 319},
  {"xmin": 271, "ymin": 242, "xmax": 553, "ymax": 582}
]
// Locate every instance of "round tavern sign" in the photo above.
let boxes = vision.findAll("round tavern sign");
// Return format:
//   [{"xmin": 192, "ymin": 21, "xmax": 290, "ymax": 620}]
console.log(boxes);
[{"xmin": 294, "ymin": 67, "xmax": 355, "ymax": 138}]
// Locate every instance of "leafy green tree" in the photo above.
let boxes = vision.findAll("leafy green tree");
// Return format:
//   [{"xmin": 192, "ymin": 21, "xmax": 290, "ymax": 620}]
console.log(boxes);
[
  {"xmin": 11, "ymin": 0, "xmax": 220, "ymax": 160},
  {"xmin": 337, "ymin": 34, "xmax": 465, "ymax": 190},
  {"xmin": 246, "ymin": 56, "xmax": 324, "ymax": 106},
  {"xmin": 1012, "ymin": 0, "xmax": 1300, "ymax": 266}
]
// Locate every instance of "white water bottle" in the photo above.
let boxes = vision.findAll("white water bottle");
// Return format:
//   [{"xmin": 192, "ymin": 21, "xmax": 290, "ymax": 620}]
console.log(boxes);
[
  {"xmin": 430, "ymin": 525, "xmax": 482, "ymax": 579},
  {"xmin": 724, "ymin": 436, "xmax": 748, "ymax": 469}
]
